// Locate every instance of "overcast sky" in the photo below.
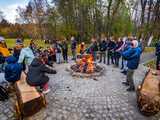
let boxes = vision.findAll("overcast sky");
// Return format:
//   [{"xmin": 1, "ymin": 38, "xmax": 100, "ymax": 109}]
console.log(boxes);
[{"xmin": 0, "ymin": 0, "xmax": 29, "ymax": 23}]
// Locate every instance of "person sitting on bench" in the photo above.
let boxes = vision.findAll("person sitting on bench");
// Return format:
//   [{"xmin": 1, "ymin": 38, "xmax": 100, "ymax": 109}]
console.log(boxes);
[
  {"xmin": 27, "ymin": 57, "xmax": 57, "ymax": 94},
  {"xmin": 5, "ymin": 56, "xmax": 23, "ymax": 83}
]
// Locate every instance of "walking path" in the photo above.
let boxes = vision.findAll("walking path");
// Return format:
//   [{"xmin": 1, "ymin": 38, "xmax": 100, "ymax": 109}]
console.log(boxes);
[{"xmin": 140, "ymin": 52, "xmax": 156, "ymax": 64}]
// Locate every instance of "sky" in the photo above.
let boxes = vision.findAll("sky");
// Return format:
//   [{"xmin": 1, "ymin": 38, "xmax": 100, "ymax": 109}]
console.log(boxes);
[{"xmin": 0, "ymin": 0, "xmax": 29, "ymax": 23}]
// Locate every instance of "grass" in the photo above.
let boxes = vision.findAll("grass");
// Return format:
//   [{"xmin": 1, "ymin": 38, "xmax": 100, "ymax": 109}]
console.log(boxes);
[
  {"xmin": 5, "ymin": 38, "xmax": 49, "ymax": 48},
  {"xmin": 144, "ymin": 47, "xmax": 155, "ymax": 53}
]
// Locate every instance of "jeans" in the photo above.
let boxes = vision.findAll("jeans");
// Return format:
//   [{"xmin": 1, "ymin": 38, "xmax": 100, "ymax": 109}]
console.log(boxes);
[
  {"xmin": 126, "ymin": 69, "xmax": 135, "ymax": 89},
  {"xmin": 92, "ymin": 52, "xmax": 97, "ymax": 61},
  {"xmin": 56, "ymin": 53, "xmax": 61, "ymax": 64},
  {"xmin": 107, "ymin": 51, "xmax": 114, "ymax": 65},
  {"xmin": 121, "ymin": 57, "xmax": 128, "ymax": 71},
  {"xmin": 99, "ymin": 51, "xmax": 106, "ymax": 64},
  {"xmin": 62, "ymin": 51, "xmax": 68, "ymax": 62},
  {"xmin": 72, "ymin": 50, "xmax": 76, "ymax": 60},
  {"xmin": 114, "ymin": 52, "xmax": 121, "ymax": 67}
]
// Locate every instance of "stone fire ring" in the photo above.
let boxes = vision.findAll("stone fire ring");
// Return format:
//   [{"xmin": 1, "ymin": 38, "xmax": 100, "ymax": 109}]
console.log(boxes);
[{"xmin": 66, "ymin": 63, "xmax": 105, "ymax": 78}]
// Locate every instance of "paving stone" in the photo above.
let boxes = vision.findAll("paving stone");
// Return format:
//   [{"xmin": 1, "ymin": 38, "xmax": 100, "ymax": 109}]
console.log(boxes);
[{"xmin": 0, "ymin": 63, "xmax": 159, "ymax": 120}]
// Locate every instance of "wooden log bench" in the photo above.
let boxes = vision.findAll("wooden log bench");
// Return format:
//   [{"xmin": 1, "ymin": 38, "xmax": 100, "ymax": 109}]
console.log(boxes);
[
  {"xmin": 15, "ymin": 72, "xmax": 46, "ymax": 119},
  {"xmin": 137, "ymin": 69, "xmax": 160, "ymax": 116}
]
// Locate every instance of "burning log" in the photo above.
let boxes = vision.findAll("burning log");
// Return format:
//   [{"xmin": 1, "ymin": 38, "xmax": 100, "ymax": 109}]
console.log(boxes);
[
  {"xmin": 69, "ymin": 54, "xmax": 105, "ymax": 78},
  {"xmin": 137, "ymin": 69, "xmax": 160, "ymax": 116}
]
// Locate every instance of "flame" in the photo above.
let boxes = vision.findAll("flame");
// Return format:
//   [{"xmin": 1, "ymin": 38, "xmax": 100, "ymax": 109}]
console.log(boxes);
[{"xmin": 77, "ymin": 54, "xmax": 94, "ymax": 73}]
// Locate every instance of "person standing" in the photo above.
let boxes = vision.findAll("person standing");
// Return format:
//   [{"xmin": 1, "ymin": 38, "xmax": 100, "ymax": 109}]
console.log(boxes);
[
  {"xmin": 13, "ymin": 39, "xmax": 24, "ymax": 62},
  {"xmin": 99, "ymin": 36, "xmax": 107, "ymax": 64},
  {"xmin": 107, "ymin": 37, "xmax": 116, "ymax": 65},
  {"xmin": 55, "ymin": 41, "xmax": 62, "ymax": 64},
  {"xmin": 155, "ymin": 40, "xmax": 160, "ymax": 70},
  {"xmin": 0, "ymin": 37, "xmax": 11, "ymax": 72},
  {"xmin": 89, "ymin": 37, "xmax": 98, "ymax": 61},
  {"xmin": 114, "ymin": 38, "xmax": 124, "ymax": 67},
  {"xmin": 122, "ymin": 40, "xmax": 142, "ymax": 91},
  {"xmin": 71, "ymin": 36, "xmax": 77, "ymax": 60},
  {"xmin": 18, "ymin": 40, "xmax": 36, "ymax": 72},
  {"xmin": 61, "ymin": 39, "xmax": 68, "ymax": 63}
]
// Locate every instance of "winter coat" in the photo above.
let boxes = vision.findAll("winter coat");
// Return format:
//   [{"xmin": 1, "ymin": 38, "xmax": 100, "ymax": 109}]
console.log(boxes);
[
  {"xmin": 13, "ymin": 47, "xmax": 21, "ymax": 62},
  {"xmin": 18, "ymin": 47, "xmax": 35, "ymax": 66},
  {"xmin": 99, "ymin": 40, "xmax": 107, "ymax": 52},
  {"xmin": 0, "ymin": 47, "xmax": 10, "ymax": 57},
  {"xmin": 122, "ymin": 47, "xmax": 142, "ymax": 70},
  {"xmin": 62, "ymin": 42, "xmax": 68, "ymax": 52},
  {"xmin": 107, "ymin": 40, "xmax": 116, "ymax": 51},
  {"xmin": 55, "ymin": 43, "xmax": 62, "ymax": 53},
  {"xmin": 27, "ymin": 58, "xmax": 57, "ymax": 86},
  {"xmin": 71, "ymin": 40, "xmax": 77, "ymax": 50},
  {"xmin": 155, "ymin": 42, "xmax": 160, "ymax": 57},
  {"xmin": 5, "ymin": 56, "xmax": 22, "ymax": 83},
  {"xmin": 87, "ymin": 42, "xmax": 98, "ymax": 54}
]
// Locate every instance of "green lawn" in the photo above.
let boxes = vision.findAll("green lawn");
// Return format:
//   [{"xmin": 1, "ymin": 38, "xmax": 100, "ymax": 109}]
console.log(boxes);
[
  {"xmin": 144, "ymin": 47, "xmax": 155, "ymax": 53},
  {"xmin": 5, "ymin": 38, "xmax": 49, "ymax": 48}
]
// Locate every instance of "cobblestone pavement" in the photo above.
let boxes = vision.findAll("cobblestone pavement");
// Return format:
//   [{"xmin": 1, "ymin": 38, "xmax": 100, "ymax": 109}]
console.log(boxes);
[{"xmin": 0, "ymin": 63, "xmax": 160, "ymax": 120}]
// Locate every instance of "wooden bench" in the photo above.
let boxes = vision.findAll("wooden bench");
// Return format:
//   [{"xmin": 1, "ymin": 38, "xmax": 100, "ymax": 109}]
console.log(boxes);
[
  {"xmin": 15, "ymin": 72, "xmax": 46, "ymax": 119},
  {"xmin": 137, "ymin": 69, "xmax": 160, "ymax": 116}
]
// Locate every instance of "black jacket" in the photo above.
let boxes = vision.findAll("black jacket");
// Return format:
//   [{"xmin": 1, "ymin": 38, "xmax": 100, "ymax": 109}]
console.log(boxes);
[
  {"xmin": 156, "ymin": 42, "xmax": 160, "ymax": 57},
  {"xmin": 107, "ymin": 40, "xmax": 116, "ymax": 51},
  {"xmin": 27, "ymin": 58, "xmax": 56, "ymax": 86},
  {"xmin": 99, "ymin": 40, "xmax": 107, "ymax": 52}
]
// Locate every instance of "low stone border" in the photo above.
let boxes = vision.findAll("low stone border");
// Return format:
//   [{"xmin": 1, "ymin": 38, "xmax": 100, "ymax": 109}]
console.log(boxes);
[{"xmin": 66, "ymin": 63, "xmax": 105, "ymax": 78}]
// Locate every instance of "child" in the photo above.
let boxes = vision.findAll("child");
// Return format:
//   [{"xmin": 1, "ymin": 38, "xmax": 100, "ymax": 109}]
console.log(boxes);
[
  {"xmin": 27, "ymin": 57, "xmax": 57, "ymax": 94},
  {"xmin": 5, "ymin": 56, "xmax": 22, "ymax": 83}
]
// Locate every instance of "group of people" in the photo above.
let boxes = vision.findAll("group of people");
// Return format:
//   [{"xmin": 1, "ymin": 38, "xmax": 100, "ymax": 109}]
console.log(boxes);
[{"xmin": 0, "ymin": 34, "xmax": 142, "ymax": 95}]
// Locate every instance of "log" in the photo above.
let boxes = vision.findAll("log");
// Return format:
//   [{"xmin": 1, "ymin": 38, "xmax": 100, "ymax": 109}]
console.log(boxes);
[
  {"xmin": 137, "ymin": 69, "xmax": 160, "ymax": 116},
  {"xmin": 15, "ymin": 72, "xmax": 46, "ymax": 119}
]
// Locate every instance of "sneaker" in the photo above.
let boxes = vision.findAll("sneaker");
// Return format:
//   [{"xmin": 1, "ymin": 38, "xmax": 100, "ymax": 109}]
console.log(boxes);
[
  {"xmin": 42, "ymin": 89, "xmax": 51, "ymax": 94},
  {"xmin": 121, "ymin": 71, "xmax": 127, "ymax": 75},
  {"xmin": 122, "ymin": 82, "xmax": 129, "ymax": 86},
  {"xmin": 126, "ymin": 87, "xmax": 135, "ymax": 91}
]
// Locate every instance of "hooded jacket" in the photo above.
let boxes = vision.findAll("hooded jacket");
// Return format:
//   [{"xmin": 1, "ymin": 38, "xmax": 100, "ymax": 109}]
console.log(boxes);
[
  {"xmin": 5, "ymin": 56, "xmax": 22, "ymax": 83},
  {"xmin": 18, "ymin": 47, "xmax": 35, "ymax": 65},
  {"xmin": 27, "ymin": 58, "xmax": 56, "ymax": 86},
  {"xmin": 122, "ymin": 46, "xmax": 142, "ymax": 70}
]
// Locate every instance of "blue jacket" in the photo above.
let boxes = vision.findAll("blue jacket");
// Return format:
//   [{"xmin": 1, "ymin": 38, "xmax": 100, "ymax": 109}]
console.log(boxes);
[
  {"xmin": 122, "ymin": 47, "xmax": 142, "ymax": 70},
  {"xmin": 5, "ymin": 56, "xmax": 22, "ymax": 83}
]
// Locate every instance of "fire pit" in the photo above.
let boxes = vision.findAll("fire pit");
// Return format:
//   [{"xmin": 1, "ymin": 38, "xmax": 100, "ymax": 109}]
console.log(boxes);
[{"xmin": 68, "ymin": 54, "xmax": 105, "ymax": 78}]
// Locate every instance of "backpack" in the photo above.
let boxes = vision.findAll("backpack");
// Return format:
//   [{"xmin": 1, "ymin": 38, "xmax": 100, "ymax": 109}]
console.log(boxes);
[{"xmin": 0, "ymin": 85, "xmax": 9, "ymax": 101}]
